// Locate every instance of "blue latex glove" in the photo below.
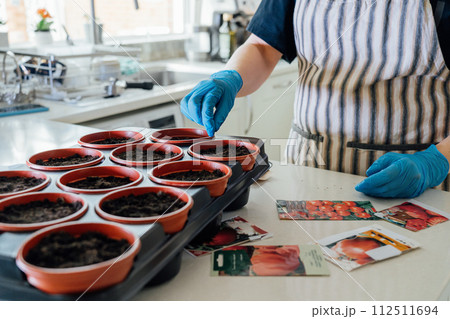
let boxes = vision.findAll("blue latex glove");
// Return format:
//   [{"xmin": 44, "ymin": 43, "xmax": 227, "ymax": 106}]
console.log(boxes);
[
  {"xmin": 355, "ymin": 145, "xmax": 449, "ymax": 198},
  {"xmin": 180, "ymin": 70, "xmax": 243, "ymax": 136}
]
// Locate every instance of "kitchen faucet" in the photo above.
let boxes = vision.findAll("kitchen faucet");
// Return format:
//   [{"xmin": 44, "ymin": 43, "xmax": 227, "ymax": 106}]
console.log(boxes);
[{"xmin": 89, "ymin": 0, "xmax": 140, "ymax": 45}]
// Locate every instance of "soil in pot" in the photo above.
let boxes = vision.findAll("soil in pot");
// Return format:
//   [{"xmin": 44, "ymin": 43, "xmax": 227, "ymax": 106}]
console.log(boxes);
[
  {"xmin": 161, "ymin": 136, "xmax": 196, "ymax": 140},
  {"xmin": 200, "ymin": 145, "xmax": 252, "ymax": 157},
  {"xmin": 115, "ymin": 149, "xmax": 177, "ymax": 162},
  {"xmin": 93, "ymin": 137, "xmax": 135, "ymax": 145},
  {"xmin": 24, "ymin": 231, "xmax": 130, "ymax": 268},
  {"xmin": 161, "ymin": 169, "xmax": 225, "ymax": 181},
  {"xmin": 36, "ymin": 154, "xmax": 100, "ymax": 166},
  {"xmin": 0, "ymin": 198, "xmax": 82, "ymax": 224},
  {"xmin": 66, "ymin": 176, "xmax": 132, "ymax": 189},
  {"xmin": 0, "ymin": 176, "xmax": 46, "ymax": 194},
  {"xmin": 101, "ymin": 192, "xmax": 187, "ymax": 218}
]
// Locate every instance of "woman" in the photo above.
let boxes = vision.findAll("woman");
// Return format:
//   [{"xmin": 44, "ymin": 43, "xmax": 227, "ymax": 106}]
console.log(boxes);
[{"xmin": 181, "ymin": 0, "xmax": 450, "ymax": 198}]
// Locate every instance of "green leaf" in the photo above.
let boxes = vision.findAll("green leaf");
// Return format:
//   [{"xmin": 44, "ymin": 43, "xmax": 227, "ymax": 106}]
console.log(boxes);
[{"xmin": 36, "ymin": 19, "xmax": 53, "ymax": 31}]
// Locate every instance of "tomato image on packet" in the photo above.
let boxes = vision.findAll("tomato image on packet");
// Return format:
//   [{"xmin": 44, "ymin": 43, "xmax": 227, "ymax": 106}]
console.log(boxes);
[
  {"xmin": 211, "ymin": 245, "xmax": 330, "ymax": 276},
  {"xmin": 185, "ymin": 216, "xmax": 272, "ymax": 257},
  {"xmin": 375, "ymin": 200, "xmax": 450, "ymax": 232},
  {"xmin": 276, "ymin": 200, "xmax": 378, "ymax": 221},
  {"xmin": 318, "ymin": 225, "xmax": 420, "ymax": 271}
]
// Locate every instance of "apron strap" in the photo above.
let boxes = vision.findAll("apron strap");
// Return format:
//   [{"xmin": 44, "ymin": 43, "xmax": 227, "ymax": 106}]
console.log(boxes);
[
  {"xmin": 293, "ymin": 121, "xmax": 434, "ymax": 152},
  {"xmin": 346, "ymin": 141, "xmax": 434, "ymax": 152},
  {"xmin": 291, "ymin": 123, "xmax": 324, "ymax": 143}
]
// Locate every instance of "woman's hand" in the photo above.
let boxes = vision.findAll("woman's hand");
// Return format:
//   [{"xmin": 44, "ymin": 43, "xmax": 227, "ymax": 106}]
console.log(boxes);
[
  {"xmin": 355, "ymin": 145, "xmax": 449, "ymax": 198},
  {"xmin": 180, "ymin": 70, "xmax": 242, "ymax": 137}
]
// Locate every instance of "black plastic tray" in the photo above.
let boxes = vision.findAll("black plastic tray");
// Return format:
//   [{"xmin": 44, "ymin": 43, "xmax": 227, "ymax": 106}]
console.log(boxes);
[{"xmin": 0, "ymin": 132, "xmax": 269, "ymax": 300}]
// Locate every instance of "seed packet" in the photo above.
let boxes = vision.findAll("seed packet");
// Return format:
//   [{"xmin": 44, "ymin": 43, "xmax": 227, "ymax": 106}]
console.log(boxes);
[
  {"xmin": 276, "ymin": 200, "xmax": 378, "ymax": 220},
  {"xmin": 185, "ymin": 216, "xmax": 272, "ymax": 257},
  {"xmin": 374, "ymin": 200, "xmax": 449, "ymax": 231},
  {"xmin": 317, "ymin": 225, "xmax": 420, "ymax": 271},
  {"xmin": 211, "ymin": 244, "xmax": 330, "ymax": 276}
]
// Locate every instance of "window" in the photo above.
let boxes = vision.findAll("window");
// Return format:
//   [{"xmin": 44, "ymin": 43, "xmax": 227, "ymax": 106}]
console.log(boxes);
[{"xmin": 2, "ymin": 0, "xmax": 185, "ymax": 45}]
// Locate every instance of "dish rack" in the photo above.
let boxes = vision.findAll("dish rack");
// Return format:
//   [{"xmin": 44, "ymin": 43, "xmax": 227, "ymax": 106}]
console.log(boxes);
[{"xmin": 0, "ymin": 47, "xmax": 142, "ymax": 102}]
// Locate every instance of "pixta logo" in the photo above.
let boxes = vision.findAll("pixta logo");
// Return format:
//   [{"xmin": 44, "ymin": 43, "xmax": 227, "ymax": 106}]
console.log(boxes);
[{"xmin": 312, "ymin": 305, "xmax": 356, "ymax": 318}]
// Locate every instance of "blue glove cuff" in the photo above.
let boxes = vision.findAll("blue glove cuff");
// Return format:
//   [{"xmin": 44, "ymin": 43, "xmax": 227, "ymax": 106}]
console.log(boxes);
[
  {"xmin": 210, "ymin": 70, "xmax": 243, "ymax": 95},
  {"xmin": 420, "ymin": 144, "xmax": 450, "ymax": 188}
]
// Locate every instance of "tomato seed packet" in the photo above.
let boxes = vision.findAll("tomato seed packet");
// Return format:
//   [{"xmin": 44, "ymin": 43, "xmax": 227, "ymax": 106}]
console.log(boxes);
[
  {"xmin": 211, "ymin": 245, "xmax": 330, "ymax": 276},
  {"xmin": 276, "ymin": 200, "xmax": 378, "ymax": 220},
  {"xmin": 185, "ymin": 216, "xmax": 272, "ymax": 257},
  {"xmin": 374, "ymin": 200, "xmax": 450, "ymax": 232},
  {"xmin": 317, "ymin": 225, "xmax": 420, "ymax": 271}
]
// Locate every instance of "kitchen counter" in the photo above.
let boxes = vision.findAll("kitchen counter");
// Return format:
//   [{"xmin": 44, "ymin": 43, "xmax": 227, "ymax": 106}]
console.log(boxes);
[
  {"xmin": 0, "ymin": 119, "xmax": 99, "ymax": 166},
  {"xmin": 1, "ymin": 59, "xmax": 297, "ymax": 125},
  {"xmin": 134, "ymin": 161, "xmax": 450, "ymax": 301},
  {"xmin": 0, "ymin": 121, "xmax": 449, "ymax": 301}
]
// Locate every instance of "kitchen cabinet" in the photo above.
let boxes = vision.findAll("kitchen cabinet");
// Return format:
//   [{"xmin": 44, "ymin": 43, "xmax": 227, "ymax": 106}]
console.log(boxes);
[
  {"xmin": 241, "ymin": 70, "xmax": 297, "ymax": 162},
  {"xmin": 78, "ymin": 102, "xmax": 184, "ymax": 130},
  {"xmin": 184, "ymin": 65, "xmax": 298, "ymax": 161}
]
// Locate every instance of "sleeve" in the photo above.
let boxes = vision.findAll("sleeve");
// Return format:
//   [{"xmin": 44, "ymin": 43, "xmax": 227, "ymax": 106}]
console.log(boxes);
[
  {"xmin": 431, "ymin": 0, "xmax": 450, "ymax": 68},
  {"xmin": 246, "ymin": 0, "xmax": 297, "ymax": 63},
  {"xmin": 436, "ymin": 2, "xmax": 450, "ymax": 68}
]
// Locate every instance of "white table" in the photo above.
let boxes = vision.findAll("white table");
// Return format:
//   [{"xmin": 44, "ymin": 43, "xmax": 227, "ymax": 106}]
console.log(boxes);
[
  {"xmin": 0, "ymin": 119, "xmax": 98, "ymax": 167},
  {"xmin": 134, "ymin": 161, "xmax": 450, "ymax": 301},
  {"xmin": 1, "ymin": 120, "xmax": 448, "ymax": 301}
]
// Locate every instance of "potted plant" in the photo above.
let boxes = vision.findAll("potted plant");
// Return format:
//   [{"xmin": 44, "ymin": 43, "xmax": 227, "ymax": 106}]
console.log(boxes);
[{"xmin": 34, "ymin": 8, "xmax": 53, "ymax": 46}]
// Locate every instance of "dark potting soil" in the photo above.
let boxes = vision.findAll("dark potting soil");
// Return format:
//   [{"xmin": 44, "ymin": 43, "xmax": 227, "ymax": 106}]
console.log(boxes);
[
  {"xmin": 25, "ymin": 231, "xmax": 130, "ymax": 268},
  {"xmin": 115, "ymin": 149, "xmax": 177, "ymax": 162},
  {"xmin": 92, "ymin": 137, "xmax": 135, "ymax": 145},
  {"xmin": 199, "ymin": 145, "xmax": 252, "ymax": 157},
  {"xmin": 160, "ymin": 136, "xmax": 197, "ymax": 140},
  {"xmin": 101, "ymin": 191, "xmax": 187, "ymax": 218},
  {"xmin": 161, "ymin": 169, "xmax": 225, "ymax": 181},
  {"xmin": 66, "ymin": 176, "xmax": 133, "ymax": 189},
  {"xmin": 36, "ymin": 153, "xmax": 100, "ymax": 166},
  {"xmin": 0, "ymin": 176, "xmax": 46, "ymax": 194},
  {"xmin": 0, "ymin": 198, "xmax": 82, "ymax": 224}
]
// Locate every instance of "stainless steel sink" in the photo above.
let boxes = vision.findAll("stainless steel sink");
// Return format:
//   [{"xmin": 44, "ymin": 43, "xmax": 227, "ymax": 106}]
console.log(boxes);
[{"xmin": 140, "ymin": 66, "xmax": 210, "ymax": 87}]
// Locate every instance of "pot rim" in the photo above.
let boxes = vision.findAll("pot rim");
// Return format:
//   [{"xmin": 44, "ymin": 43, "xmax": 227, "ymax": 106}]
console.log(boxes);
[
  {"xmin": 26, "ymin": 147, "xmax": 104, "ymax": 171},
  {"xmin": 78, "ymin": 130, "xmax": 145, "ymax": 149},
  {"xmin": 16, "ymin": 221, "xmax": 141, "ymax": 274},
  {"xmin": 0, "ymin": 170, "xmax": 51, "ymax": 199},
  {"xmin": 56, "ymin": 166, "xmax": 143, "ymax": 194},
  {"xmin": 150, "ymin": 128, "xmax": 212, "ymax": 145},
  {"xmin": 149, "ymin": 160, "xmax": 232, "ymax": 187},
  {"xmin": 95, "ymin": 186, "xmax": 194, "ymax": 223},
  {"xmin": 109, "ymin": 143, "xmax": 184, "ymax": 167},
  {"xmin": 188, "ymin": 139, "xmax": 260, "ymax": 162},
  {"xmin": 0, "ymin": 192, "xmax": 88, "ymax": 232}
]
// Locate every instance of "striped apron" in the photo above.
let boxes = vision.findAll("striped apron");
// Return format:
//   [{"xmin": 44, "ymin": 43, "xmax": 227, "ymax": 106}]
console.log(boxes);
[{"xmin": 286, "ymin": 0, "xmax": 450, "ymax": 191}]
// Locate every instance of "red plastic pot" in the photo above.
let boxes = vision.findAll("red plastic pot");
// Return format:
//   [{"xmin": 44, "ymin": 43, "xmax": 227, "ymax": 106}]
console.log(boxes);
[
  {"xmin": 149, "ymin": 160, "xmax": 232, "ymax": 197},
  {"xmin": 27, "ymin": 148, "xmax": 104, "ymax": 171},
  {"xmin": 188, "ymin": 139, "xmax": 260, "ymax": 171},
  {"xmin": 96, "ymin": 186, "xmax": 193, "ymax": 234},
  {"xmin": 78, "ymin": 130, "xmax": 145, "ymax": 149},
  {"xmin": 16, "ymin": 222, "xmax": 141, "ymax": 294},
  {"xmin": 150, "ymin": 128, "xmax": 212, "ymax": 145},
  {"xmin": 110, "ymin": 143, "xmax": 183, "ymax": 167},
  {"xmin": 0, "ymin": 192, "xmax": 88, "ymax": 232},
  {"xmin": 57, "ymin": 166, "xmax": 143, "ymax": 194},
  {"xmin": 0, "ymin": 170, "xmax": 50, "ymax": 199}
]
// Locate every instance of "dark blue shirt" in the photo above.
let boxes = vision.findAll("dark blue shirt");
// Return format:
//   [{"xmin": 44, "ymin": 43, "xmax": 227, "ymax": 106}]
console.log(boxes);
[{"xmin": 248, "ymin": 0, "xmax": 450, "ymax": 67}]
